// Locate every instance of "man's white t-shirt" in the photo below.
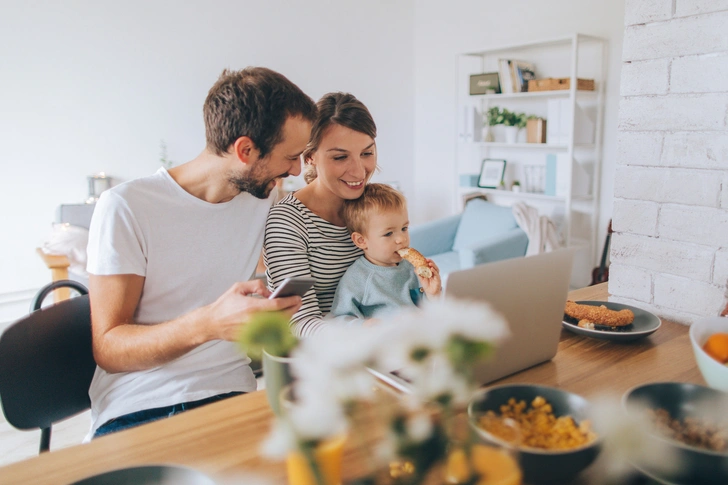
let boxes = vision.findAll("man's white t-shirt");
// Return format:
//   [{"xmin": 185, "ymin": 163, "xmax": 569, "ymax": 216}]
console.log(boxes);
[{"xmin": 85, "ymin": 168, "xmax": 274, "ymax": 437}]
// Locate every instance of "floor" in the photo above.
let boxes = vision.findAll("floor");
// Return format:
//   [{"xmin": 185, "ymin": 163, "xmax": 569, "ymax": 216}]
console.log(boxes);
[{"xmin": 0, "ymin": 409, "xmax": 90, "ymax": 467}]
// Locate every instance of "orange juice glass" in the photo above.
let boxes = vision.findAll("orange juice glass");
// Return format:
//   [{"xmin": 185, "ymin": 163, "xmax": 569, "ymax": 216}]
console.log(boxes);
[
  {"xmin": 446, "ymin": 444, "xmax": 522, "ymax": 485},
  {"xmin": 286, "ymin": 435, "xmax": 346, "ymax": 485}
]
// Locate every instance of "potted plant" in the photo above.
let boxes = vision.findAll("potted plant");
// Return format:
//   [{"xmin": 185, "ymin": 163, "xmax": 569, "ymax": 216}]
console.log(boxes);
[
  {"xmin": 502, "ymin": 109, "xmax": 526, "ymax": 144},
  {"xmin": 511, "ymin": 180, "xmax": 522, "ymax": 192},
  {"xmin": 482, "ymin": 107, "xmax": 501, "ymax": 142}
]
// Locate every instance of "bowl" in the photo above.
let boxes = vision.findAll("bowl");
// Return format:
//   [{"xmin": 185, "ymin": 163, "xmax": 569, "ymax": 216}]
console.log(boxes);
[
  {"xmin": 70, "ymin": 465, "xmax": 215, "ymax": 484},
  {"xmin": 689, "ymin": 317, "xmax": 728, "ymax": 392},
  {"xmin": 467, "ymin": 384, "xmax": 601, "ymax": 484},
  {"xmin": 623, "ymin": 382, "xmax": 728, "ymax": 485}
]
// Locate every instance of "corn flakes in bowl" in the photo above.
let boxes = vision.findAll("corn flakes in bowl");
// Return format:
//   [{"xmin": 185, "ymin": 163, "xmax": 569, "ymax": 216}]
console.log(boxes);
[{"xmin": 467, "ymin": 384, "xmax": 601, "ymax": 485}]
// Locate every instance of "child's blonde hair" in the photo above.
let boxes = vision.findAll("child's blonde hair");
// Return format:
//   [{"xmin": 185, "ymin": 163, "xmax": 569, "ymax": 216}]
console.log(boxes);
[{"xmin": 342, "ymin": 183, "xmax": 407, "ymax": 235}]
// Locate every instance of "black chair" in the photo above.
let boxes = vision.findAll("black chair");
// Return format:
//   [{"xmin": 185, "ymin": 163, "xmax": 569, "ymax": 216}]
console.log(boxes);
[{"xmin": 0, "ymin": 280, "xmax": 95, "ymax": 453}]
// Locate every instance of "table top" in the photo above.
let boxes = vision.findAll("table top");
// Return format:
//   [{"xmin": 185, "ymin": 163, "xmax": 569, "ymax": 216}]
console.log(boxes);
[{"xmin": 0, "ymin": 283, "xmax": 704, "ymax": 485}]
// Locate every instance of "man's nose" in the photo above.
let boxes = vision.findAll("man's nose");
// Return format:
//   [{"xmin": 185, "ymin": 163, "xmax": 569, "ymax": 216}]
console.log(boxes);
[{"xmin": 288, "ymin": 157, "xmax": 302, "ymax": 177}]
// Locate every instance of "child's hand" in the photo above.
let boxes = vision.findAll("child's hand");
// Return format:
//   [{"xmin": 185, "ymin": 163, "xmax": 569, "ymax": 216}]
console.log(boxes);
[{"xmin": 418, "ymin": 259, "xmax": 442, "ymax": 298}]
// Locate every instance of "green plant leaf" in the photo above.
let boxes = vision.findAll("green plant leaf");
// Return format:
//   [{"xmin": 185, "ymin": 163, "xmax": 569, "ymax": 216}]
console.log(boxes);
[{"xmin": 237, "ymin": 311, "xmax": 298, "ymax": 359}]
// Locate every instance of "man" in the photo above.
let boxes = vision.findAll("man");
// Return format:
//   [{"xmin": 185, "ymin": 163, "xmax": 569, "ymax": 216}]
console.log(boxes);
[{"xmin": 86, "ymin": 67, "xmax": 316, "ymax": 438}]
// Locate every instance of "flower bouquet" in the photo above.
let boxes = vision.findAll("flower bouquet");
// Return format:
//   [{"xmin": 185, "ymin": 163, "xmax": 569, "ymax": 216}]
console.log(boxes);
[{"xmin": 257, "ymin": 298, "xmax": 517, "ymax": 485}]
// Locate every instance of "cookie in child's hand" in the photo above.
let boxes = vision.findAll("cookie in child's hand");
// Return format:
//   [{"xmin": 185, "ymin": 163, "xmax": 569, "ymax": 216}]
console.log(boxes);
[{"xmin": 397, "ymin": 247, "xmax": 433, "ymax": 278}]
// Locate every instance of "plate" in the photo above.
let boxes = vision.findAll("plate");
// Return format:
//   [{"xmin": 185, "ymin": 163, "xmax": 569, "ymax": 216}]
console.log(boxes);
[
  {"xmin": 562, "ymin": 300, "xmax": 661, "ymax": 342},
  {"xmin": 70, "ymin": 465, "xmax": 215, "ymax": 485}
]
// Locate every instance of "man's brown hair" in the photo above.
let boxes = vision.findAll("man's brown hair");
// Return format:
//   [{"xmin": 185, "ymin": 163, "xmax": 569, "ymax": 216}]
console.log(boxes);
[
  {"xmin": 203, "ymin": 67, "xmax": 316, "ymax": 158},
  {"xmin": 342, "ymin": 183, "xmax": 407, "ymax": 235}
]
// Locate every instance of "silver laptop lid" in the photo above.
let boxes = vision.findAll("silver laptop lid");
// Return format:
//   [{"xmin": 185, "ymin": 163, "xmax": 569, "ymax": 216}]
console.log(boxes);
[{"xmin": 444, "ymin": 249, "xmax": 575, "ymax": 384}]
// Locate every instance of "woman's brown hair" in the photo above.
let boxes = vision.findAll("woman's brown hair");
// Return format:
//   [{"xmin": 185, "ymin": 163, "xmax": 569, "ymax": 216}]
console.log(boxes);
[{"xmin": 302, "ymin": 93, "xmax": 377, "ymax": 183}]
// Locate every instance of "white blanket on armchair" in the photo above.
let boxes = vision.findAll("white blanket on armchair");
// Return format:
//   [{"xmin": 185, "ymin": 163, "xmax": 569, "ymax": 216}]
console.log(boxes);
[{"xmin": 512, "ymin": 202, "xmax": 562, "ymax": 256}]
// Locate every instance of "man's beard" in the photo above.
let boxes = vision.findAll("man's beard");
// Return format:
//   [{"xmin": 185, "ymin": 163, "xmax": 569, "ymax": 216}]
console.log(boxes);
[{"xmin": 230, "ymin": 163, "xmax": 286, "ymax": 200}]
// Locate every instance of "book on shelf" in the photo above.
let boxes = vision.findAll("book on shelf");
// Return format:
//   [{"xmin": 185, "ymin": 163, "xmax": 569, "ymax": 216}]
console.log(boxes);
[{"xmin": 498, "ymin": 59, "xmax": 535, "ymax": 93}]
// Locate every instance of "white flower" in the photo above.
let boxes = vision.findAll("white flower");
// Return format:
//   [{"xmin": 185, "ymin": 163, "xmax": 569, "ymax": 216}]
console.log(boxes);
[
  {"xmin": 373, "ymin": 298, "xmax": 510, "ymax": 373},
  {"xmin": 292, "ymin": 325, "xmax": 384, "ymax": 374},
  {"xmin": 286, "ymin": 391, "xmax": 348, "ymax": 441},
  {"xmin": 406, "ymin": 410, "xmax": 434, "ymax": 442},
  {"xmin": 588, "ymin": 394, "xmax": 681, "ymax": 483},
  {"xmin": 260, "ymin": 419, "xmax": 297, "ymax": 459},
  {"xmin": 407, "ymin": 354, "xmax": 474, "ymax": 406}
]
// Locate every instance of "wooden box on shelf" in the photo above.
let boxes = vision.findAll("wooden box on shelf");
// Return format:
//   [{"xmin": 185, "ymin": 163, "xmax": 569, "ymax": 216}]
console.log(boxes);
[
  {"xmin": 528, "ymin": 78, "xmax": 595, "ymax": 92},
  {"xmin": 526, "ymin": 118, "xmax": 547, "ymax": 143}
]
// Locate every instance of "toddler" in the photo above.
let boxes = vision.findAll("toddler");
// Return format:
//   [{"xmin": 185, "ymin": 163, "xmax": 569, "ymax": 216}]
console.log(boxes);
[{"xmin": 330, "ymin": 183, "xmax": 441, "ymax": 325}]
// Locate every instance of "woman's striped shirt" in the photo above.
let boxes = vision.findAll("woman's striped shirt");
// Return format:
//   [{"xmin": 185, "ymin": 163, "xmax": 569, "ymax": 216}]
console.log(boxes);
[{"xmin": 264, "ymin": 193, "xmax": 362, "ymax": 337}]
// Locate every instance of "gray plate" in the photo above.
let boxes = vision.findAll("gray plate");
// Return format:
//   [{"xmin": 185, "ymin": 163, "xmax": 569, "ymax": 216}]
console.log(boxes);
[
  {"xmin": 562, "ymin": 300, "xmax": 661, "ymax": 342},
  {"xmin": 70, "ymin": 465, "xmax": 215, "ymax": 485}
]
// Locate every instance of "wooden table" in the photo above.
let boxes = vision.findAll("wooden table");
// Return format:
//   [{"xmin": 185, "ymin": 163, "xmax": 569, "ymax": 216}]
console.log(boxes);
[{"xmin": 0, "ymin": 283, "xmax": 703, "ymax": 485}]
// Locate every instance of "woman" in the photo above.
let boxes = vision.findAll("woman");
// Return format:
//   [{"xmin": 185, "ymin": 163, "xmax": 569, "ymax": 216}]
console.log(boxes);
[{"xmin": 264, "ymin": 92, "xmax": 377, "ymax": 337}]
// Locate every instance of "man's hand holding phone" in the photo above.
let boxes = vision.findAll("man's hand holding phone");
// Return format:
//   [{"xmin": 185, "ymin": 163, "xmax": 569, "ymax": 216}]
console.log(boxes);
[{"xmin": 268, "ymin": 277, "xmax": 315, "ymax": 299}]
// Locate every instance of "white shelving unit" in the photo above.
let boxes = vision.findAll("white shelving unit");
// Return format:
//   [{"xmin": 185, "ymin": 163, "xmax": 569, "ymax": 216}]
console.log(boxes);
[{"xmin": 455, "ymin": 33, "xmax": 607, "ymax": 286}]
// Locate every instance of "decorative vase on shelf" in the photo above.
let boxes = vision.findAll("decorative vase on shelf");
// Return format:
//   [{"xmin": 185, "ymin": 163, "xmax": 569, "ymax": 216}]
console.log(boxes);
[
  {"xmin": 504, "ymin": 126, "xmax": 519, "ymax": 144},
  {"xmin": 482, "ymin": 125, "xmax": 494, "ymax": 143},
  {"xmin": 517, "ymin": 128, "xmax": 527, "ymax": 144}
]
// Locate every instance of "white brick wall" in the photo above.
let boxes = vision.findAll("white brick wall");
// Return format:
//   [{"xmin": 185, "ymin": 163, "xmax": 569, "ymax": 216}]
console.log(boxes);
[
  {"xmin": 609, "ymin": 263, "xmax": 653, "ymax": 302},
  {"xmin": 612, "ymin": 199, "xmax": 659, "ymax": 236},
  {"xmin": 653, "ymin": 274, "xmax": 726, "ymax": 315},
  {"xmin": 611, "ymin": 233, "xmax": 714, "ymax": 282},
  {"xmin": 622, "ymin": 12, "xmax": 728, "ymax": 61},
  {"xmin": 658, "ymin": 205, "xmax": 728, "ymax": 246},
  {"xmin": 662, "ymin": 133, "xmax": 728, "ymax": 169},
  {"xmin": 613, "ymin": 0, "xmax": 728, "ymax": 324},
  {"xmin": 618, "ymin": 95, "xmax": 728, "ymax": 131},
  {"xmin": 616, "ymin": 131, "xmax": 663, "ymax": 166},
  {"xmin": 624, "ymin": 0, "xmax": 672, "ymax": 26},
  {"xmin": 613, "ymin": 166, "xmax": 721, "ymax": 206},
  {"xmin": 671, "ymin": 54, "xmax": 728, "ymax": 94},
  {"xmin": 675, "ymin": 0, "xmax": 728, "ymax": 17},
  {"xmin": 714, "ymin": 249, "xmax": 728, "ymax": 286},
  {"xmin": 620, "ymin": 59, "xmax": 669, "ymax": 96}
]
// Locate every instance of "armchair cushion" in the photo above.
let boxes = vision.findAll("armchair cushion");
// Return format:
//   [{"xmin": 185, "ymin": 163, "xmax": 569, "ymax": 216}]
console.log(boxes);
[
  {"xmin": 458, "ymin": 228, "xmax": 529, "ymax": 268},
  {"xmin": 429, "ymin": 251, "xmax": 462, "ymax": 277},
  {"xmin": 408, "ymin": 214, "xmax": 462, "ymax": 257},
  {"xmin": 452, "ymin": 199, "xmax": 520, "ymax": 251}
]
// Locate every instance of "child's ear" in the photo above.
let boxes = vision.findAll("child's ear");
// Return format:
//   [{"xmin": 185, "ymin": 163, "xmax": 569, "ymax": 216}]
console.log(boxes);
[{"xmin": 351, "ymin": 232, "xmax": 368, "ymax": 250}]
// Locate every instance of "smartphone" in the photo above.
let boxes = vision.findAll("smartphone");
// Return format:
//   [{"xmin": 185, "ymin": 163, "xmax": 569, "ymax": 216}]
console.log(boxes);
[{"xmin": 268, "ymin": 277, "xmax": 315, "ymax": 299}]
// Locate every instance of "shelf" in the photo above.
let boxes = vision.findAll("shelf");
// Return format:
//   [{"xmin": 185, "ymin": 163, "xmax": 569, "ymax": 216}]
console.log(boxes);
[
  {"xmin": 458, "ymin": 187, "xmax": 566, "ymax": 202},
  {"xmin": 478, "ymin": 142, "xmax": 568, "ymax": 150},
  {"xmin": 461, "ymin": 33, "xmax": 606, "ymax": 57},
  {"xmin": 469, "ymin": 90, "xmax": 598, "ymax": 100}
]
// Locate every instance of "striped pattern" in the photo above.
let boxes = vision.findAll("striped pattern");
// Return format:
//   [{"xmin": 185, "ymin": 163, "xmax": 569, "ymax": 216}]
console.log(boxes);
[{"xmin": 264, "ymin": 193, "xmax": 362, "ymax": 337}]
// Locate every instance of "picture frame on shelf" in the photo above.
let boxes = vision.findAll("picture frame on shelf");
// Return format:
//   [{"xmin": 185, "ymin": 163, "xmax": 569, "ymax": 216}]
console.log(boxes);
[
  {"xmin": 477, "ymin": 159, "xmax": 507, "ymax": 188},
  {"xmin": 469, "ymin": 72, "xmax": 501, "ymax": 95}
]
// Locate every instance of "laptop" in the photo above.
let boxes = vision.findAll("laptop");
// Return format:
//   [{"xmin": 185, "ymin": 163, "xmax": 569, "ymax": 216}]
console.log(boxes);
[{"xmin": 370, "ymin": 248, "xmax": 575, "ymax": 392}]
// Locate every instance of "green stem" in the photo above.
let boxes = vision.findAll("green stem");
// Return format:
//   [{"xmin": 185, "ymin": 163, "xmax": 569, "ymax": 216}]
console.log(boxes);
[{"xmin": 300, "ymin": 442, "xmax": 327, "ymax": 485}]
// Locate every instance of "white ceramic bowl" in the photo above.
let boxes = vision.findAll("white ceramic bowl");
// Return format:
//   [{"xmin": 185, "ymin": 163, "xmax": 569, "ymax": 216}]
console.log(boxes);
[{"xmin": 689, "ymin": 317, "xmax": 728, "ymax": 392}]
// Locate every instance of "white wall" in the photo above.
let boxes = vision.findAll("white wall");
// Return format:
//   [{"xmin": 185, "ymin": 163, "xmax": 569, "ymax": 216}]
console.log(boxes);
[
  {"xmin": 0, "ymin": 0, "xmax": 415, "ymax": 319},
  {"xmin": 412, "ymin": 0, "xmax": 626, "ymax": 258},
  {"xmin": 609, "ymin": 0, "xmax": 728, "ymax": 324}
]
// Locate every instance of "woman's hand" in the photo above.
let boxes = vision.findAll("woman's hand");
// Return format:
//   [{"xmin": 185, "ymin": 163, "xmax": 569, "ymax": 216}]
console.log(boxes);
[{"xmin": 418, "ymin": 259, "xmax": 442, "ymax": 298}]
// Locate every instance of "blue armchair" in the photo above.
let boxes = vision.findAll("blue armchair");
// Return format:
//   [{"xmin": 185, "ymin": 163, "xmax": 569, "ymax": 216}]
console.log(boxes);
[{"xmin": 409, "ymin": 198, "xmax": 528, "ymax": 277}]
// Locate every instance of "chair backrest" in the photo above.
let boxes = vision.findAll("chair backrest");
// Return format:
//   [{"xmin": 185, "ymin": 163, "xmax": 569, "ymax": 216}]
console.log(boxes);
[
  {"xmin": 0, "ymin": 280, "xmax": 95, "ymax": 445},
  {"xmin": 452, "ymin": 198, "xmax": 520, "ymax": 251}
]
